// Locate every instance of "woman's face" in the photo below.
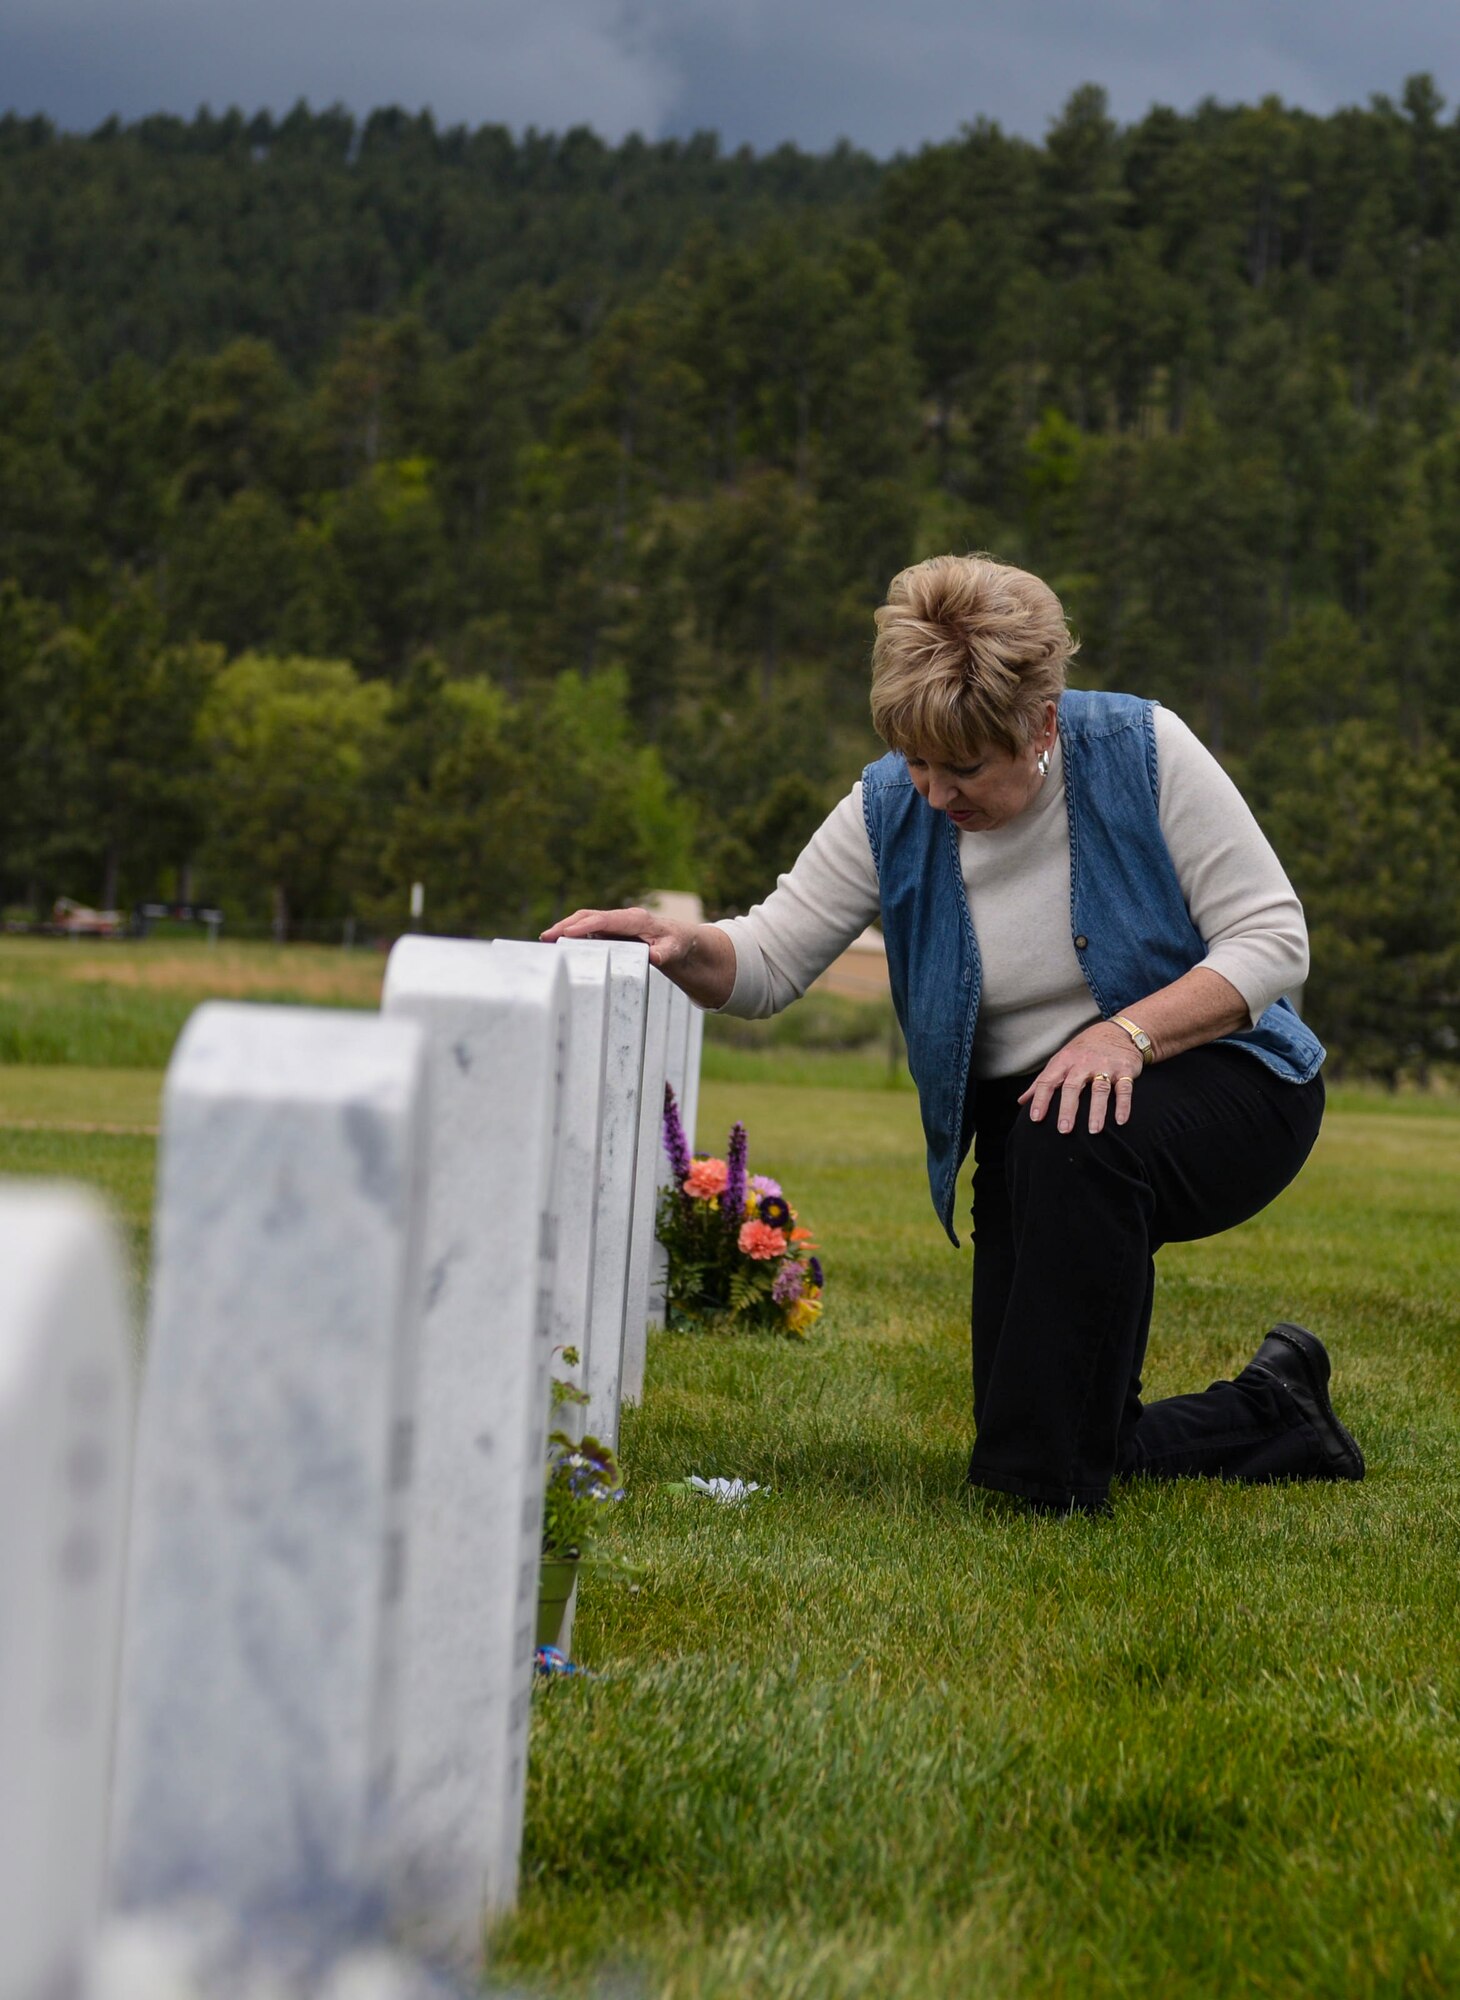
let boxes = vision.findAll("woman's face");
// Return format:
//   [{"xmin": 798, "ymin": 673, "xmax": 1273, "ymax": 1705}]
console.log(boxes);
[{"xmin": 904, "ymin": 702, "xmax": 1057, "ymax": 833}]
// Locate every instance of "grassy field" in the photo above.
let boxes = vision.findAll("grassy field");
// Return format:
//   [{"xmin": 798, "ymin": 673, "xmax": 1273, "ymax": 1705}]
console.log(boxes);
[
  {"xmin": 3, "ymin": 940, "xmax": 1458, "ymax": 1996},
  {"xmin": 0, "ymin": 934, "xmax": 386, "ymax": 1066}
]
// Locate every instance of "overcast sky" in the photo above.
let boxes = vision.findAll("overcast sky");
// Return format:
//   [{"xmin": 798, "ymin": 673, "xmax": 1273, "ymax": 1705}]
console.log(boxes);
[{"xmin": 5, "ymin": 0, "xmax": 1460, "ymax": 154}]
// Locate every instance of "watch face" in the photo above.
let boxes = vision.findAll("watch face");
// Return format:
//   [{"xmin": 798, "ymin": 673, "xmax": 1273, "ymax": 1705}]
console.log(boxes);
[{"xmin": 1117, "ymin": 1019, "xmax": 1151, "ymax": 1057}]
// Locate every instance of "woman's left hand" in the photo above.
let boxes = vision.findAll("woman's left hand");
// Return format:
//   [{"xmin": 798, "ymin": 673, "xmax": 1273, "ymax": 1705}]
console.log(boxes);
[{"xmin": 1018, "ymin": 1023, "xmax": 1143, "ymax": 1135}]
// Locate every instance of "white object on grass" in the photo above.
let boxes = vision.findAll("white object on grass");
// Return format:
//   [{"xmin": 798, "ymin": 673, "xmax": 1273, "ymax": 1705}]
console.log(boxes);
[{"xmin": 685, "ymin": 1476, "xmax": 765, "ymax": 1504}]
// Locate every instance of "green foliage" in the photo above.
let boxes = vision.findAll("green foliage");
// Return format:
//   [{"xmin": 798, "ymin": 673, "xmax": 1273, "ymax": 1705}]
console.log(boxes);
[
  {"xmin": 551, "ymin": 1347, "xmax": 590, "ymax": 1411},
  {"xmin": 702, "ymin": 773, "xmax": 833, "ymax": 917},
  {"xmin": 0, "ymin": 579, "xmax": 217, "ymax": 909},
  {"xmin": 367, "ymin": 666, "xmax": 692, "ymax": 938},
  {"xmin": 704, "ymin": 989, "xmax": 894, "ymax": 1053},
  {"xmin": 541, "ymin": 1431, "xmax": 625, "ymax": 1562},
  {"xmin": 0, "ymin": 93, "xmax": 1459, "ymax": 1071},
  {"xmin": 1252, "ymin": 723, "xmax": 1460, "ymax": 1081},
  {"xmin": 200, "ymin": 653, "xmax": 391, "ymax": 935}
]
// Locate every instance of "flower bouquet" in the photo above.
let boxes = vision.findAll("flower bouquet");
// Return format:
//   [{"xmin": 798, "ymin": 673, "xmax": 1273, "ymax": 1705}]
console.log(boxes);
[
  {"xmin": 539, "ymin": 1351, "xmax": 632, "ymax": 1648},
  {"xmin": 539, "ymin": 1425, "xmax": 628, "ymax": 1649},
  {"xmin": 657, "ymin": 1083, "xmax": 825, "ymax": 1338},
  {"xmin": 542, "ymin": 1428, "xmax": 626, "ymax": 1567}
]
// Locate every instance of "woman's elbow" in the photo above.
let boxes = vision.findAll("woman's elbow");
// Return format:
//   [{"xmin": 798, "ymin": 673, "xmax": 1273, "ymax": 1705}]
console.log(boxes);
[{"xmin": 1288, "ymin": 925, "xmax": 1311, "ymax": 991}]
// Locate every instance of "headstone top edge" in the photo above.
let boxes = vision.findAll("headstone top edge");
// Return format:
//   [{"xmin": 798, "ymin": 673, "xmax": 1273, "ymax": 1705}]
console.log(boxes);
[
  {"xmin": 557, "ymin": 950, "xmax": 619, "ymax": 999},
  {"xmin": 557, "ymin": 937, "xmax": 653, "ymax": 987},
  {"xmin": 167, "ymin": 1002, "xmax": 426, "ymax": 1104},
  {"xmin": 0, "ymin": 1183, "xmax": 127, "ymax": 1401},
  {"xmin": 384, "ymin": 933, "xmax": 568, "ymax": 1007},
  {"xmin": 0, "ymin": 1180, "xmax": 125, "ymax": 1291},
  {"xmin": 0, "ymin": 1175, "xmax": 117, "ymax": 1232}
]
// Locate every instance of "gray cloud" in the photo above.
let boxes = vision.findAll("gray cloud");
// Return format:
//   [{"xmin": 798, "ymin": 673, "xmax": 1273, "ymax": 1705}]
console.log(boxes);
[
  {"xmin": 644, "ymin": 0, "xmax": 1460, "ymax": 150},
  {"xmin": 3, "ymin": 0, "xmax": 1459, "ymax": 151},
  {"xmin": 0, "ymin": 0, "xmax": 679, "ymax": 139}
]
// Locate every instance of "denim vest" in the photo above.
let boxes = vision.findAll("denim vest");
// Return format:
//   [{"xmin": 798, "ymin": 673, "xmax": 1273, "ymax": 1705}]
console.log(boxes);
[{"xmin": 862, "ymin": 689, "xmax": 1325, "ymax": 1244}]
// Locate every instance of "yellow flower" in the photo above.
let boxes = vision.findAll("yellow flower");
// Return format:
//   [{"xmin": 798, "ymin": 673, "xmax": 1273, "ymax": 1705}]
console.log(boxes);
[{"xmin": 785, "ymin": 1294, "xmax": 822, "ymax": 1336}]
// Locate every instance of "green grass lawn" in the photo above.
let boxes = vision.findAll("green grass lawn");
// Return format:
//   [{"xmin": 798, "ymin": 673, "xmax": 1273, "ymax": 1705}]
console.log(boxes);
[
  {"xmin": 3, "ymin": 942, "xmax": 1458, "ymax": 1996},
  {"xmin": 0, "ymin": 934, "xmax": 386, "ymax": 1065},
  {"xmin": 507, "ymin": 1078, "xmax": 1460, "ymax": 2000}
]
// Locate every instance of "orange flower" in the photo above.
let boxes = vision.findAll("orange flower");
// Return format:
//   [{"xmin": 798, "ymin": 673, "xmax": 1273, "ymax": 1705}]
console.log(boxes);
[
  {"xmin": 738, "ymin": 1219, "xmax": 788, "ymax": 1261},
  {"xmin": 790, "ymin": 1227, "xmax": 817, "ymax": 1247},
  {"xmin": 683, "ymin": 1157, "xmax": 728, "ymax": 1199}
]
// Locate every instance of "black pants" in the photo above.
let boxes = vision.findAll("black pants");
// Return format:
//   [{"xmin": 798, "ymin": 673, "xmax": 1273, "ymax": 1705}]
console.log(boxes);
[{"xmin": 967, "ymin": 1044, "xmax": 1327, "ymax": 1513}]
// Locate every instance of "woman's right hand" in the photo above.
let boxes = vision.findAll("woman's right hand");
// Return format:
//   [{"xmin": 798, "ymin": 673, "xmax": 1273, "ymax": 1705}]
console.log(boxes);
[
  {"xmin": 539, "ymin": 905, "xmax": 693, "ymax": 970},
  {"xmin": 538, "ymin": 906, "xmax": 738, "ymax": 1009}
]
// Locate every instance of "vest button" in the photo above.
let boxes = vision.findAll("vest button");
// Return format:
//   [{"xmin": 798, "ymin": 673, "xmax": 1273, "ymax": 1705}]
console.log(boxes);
[{"xmin": 1074, "ymin": 934, "xmax": 1089, "ymax": 951}]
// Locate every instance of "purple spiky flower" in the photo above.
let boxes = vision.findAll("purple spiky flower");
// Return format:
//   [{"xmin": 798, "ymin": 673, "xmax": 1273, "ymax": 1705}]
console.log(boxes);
[
  {"xmin": 724, "ymin": 1119, "xmax": 748, "ymax": 1226},
  {"xmin": 662, "ymin": 1082, "xmax": 692, "ymax": 1187}
]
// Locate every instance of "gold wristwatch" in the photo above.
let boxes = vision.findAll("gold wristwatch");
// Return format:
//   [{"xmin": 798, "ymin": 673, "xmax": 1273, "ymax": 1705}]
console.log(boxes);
[{"xmin": 1111, "ymin": 1014, "xmax": 1154, "ymax": 1065}]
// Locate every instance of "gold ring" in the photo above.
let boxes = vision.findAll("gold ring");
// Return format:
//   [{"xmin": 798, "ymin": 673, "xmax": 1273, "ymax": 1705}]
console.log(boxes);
[
  {"xmin": 1092, "ymin": 1072, "xmax": 1111, "ymax": 1085},
  {"xmin": 1115, "ymin": 1074, "xmax": 1135, "ymax": 1087}
]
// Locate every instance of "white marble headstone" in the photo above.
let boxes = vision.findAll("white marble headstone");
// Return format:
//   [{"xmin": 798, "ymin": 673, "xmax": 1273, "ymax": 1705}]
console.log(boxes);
[
  {"xmin": 382, "ymin": 937, "xmax": 567, "ymax": 1973},
  {"xmin": 681, "ymin": 1000, "xmax": 705, "ymax": 1155},
  {"xmin": 618, "ymin": 967, "xmax": 671, "ymax": 1407},
  {"xmin": 0, "ymin": 1185, "xmax": 134, "ymax": 2000},
  {"xmin": 528, "ymin": 942, "xmax": 610, "ymax": 1423},
  {"xmin": 572, "ymin": 941, "xmax": 650, "ymax": 1451},
  {"xmin": 661, "ymin": 982, "xmax": 694, "ymax": 1148},
  {"xmin": 110, "ymin": 1004, "xmax": 430, "ymax": 1949}
]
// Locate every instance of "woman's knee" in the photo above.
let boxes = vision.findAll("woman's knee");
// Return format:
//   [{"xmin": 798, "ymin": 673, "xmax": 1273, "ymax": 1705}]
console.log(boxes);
[{"xmin": 1003, "ymin": 1103, "xmax": 1127, "ymax": 1193}]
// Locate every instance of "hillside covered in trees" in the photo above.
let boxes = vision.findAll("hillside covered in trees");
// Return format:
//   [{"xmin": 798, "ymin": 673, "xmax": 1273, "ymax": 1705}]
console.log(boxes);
[{"xmin": 1, "ymin": 81, "xmax": 1458, "ymax": 1074}]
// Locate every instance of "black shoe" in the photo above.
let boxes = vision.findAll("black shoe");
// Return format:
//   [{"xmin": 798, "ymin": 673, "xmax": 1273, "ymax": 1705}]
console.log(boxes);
[{"xmin": 1247, "ymin": 1322, "xmax": 1365, "ymax": 1482}]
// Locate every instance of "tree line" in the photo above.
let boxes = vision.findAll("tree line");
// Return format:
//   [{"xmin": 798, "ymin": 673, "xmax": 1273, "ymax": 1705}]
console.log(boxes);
[{"xmin": 1, "ymin": 84, "xmax": 1458, "ymax": 1076}]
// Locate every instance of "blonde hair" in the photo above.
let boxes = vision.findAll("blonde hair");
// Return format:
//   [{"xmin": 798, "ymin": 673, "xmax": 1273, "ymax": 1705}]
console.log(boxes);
[{"xmin": 870, "ymin": 554, "xmax": 1077, "ymax": 759}]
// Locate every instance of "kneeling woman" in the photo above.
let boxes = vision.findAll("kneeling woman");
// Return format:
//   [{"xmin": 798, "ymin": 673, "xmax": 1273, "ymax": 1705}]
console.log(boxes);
[{"xmin": 544, "ymin": 554, "xmax": 1364, "ymax": 1515}]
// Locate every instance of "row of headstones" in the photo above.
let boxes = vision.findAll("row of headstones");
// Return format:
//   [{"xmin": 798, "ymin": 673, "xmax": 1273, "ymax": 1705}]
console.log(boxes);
[{"xmin": 0, "ymin": 934, "xmax": 703, "ymax": 2000}]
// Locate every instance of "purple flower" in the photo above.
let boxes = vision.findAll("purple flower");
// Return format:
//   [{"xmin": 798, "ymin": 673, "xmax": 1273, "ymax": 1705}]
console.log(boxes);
[
  {"xmin": 808, "ymin": 1256, "xmax": 824, "ymax": 1290},
  {"xmin": 758, "ymin": 1194, "xmax": 792, "ymax": 1230},
  {"xmin": 772, "ymin": 1261, "xmax": 806, "ymax": 1306},
  {"xmin": 662, "ymin": 1082, "xmax": 692, "ymax": 1187},
  {"xmin": 724, "ymin": 1120, "xmax": 748, "ymax": 1227},
  {"xmin": 749, "ymin": 1173, "xmax": 783, "ymax": 1201}
]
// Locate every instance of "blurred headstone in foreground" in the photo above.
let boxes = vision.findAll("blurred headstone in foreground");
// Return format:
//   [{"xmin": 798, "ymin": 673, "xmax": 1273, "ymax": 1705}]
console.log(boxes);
[
  {"xmin": 0, "ymin": 1185, "xmax": 134, "ymax": 2000},
  {"xmin": 110, "ymin": 1004, "xmax": 430, "ymax": 1952}
]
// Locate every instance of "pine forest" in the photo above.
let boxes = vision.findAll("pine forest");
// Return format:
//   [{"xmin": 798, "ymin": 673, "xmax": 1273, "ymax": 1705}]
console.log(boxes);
[{"xmin": 2, "ymin": 80, "xmax": 1459, "ymax": 1075}]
